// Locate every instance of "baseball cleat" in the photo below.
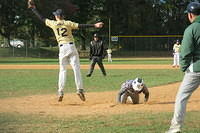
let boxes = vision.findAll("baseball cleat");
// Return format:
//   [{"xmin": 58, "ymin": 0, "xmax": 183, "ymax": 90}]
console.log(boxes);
[
  {"xmin": 77, "ymin": 89, "xmax": 86, "ymax": 101},
  {"xmin": 86, "ymin": 74, "xmax": 91, "ymax": 77},
  {"xmin": 58, "ymin": 91, "xmax": 64, "ymax": 102},
  {"xmin": 58, "ymin": 95, "xmax": 63, "ymax": 102}
]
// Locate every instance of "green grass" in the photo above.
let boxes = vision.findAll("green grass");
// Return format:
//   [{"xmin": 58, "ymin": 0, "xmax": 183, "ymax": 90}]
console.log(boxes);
[
  {"xmin": 0, "ymin": 57, "xmax": 59, "ymax": 64},
  {"xmin": 0, "ymin": 111, "xmax": 200, "ymax": 133},
  {"xmin": 0, "ymin": 57, "xmax": 194, "ymax": 133},
  {"xmin": 0, "ymin": 69, "xmax": 184, "ymax": 98},
  {"xmin": 0, "ymin": 57, "xmax": 173, "ymax": 64},
  {"xmin": 0, "ymin": 47, "xmax": 58, "ymax": 58}
]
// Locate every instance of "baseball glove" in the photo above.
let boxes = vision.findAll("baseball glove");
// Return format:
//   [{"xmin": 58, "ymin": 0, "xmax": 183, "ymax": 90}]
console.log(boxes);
[{"xmin": 28, "ymin": 0, "xmax": 36, "ymax": 9}]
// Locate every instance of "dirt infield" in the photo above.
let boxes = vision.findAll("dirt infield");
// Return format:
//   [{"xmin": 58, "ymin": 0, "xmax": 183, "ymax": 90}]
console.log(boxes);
[
  {"xmin": 0, "ymin": 83, "xmax": 200, "ymax": 117},
  {"xmin": 0, "ymin": 64, "xmax": 199, "ymax": 117}
]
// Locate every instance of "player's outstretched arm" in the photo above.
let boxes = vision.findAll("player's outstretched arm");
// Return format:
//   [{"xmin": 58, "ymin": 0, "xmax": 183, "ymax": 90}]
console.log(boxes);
[
  {"xmin": 78, "ymin": 22, "xmax": 104, "ymax": 28},
  {"xmin": 27, "ymin": 0, "xmax": 46, "ymax": 23}
]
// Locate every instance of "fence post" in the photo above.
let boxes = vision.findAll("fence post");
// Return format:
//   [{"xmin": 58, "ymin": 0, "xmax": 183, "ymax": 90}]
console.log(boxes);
[
  {"xmin": 12, "ymin": 46, "xmax": 14, "ymax": 57},
  {"xmin": 134, "ymin": 37, "xmax": 136, "ymax": 56},
  {"xmin": 26, "ymin": 40, "xmax": 28, "ymax": 57}
]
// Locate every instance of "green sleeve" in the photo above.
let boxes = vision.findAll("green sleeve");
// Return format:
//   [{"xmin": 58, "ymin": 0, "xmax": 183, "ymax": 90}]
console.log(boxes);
[{"xmin": 180, "ymin": 26, "xmax": 194, "ymax": 72}]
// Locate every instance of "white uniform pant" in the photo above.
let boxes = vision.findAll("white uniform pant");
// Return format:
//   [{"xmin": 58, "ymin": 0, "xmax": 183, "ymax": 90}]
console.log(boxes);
[
  {"xmin": 58, "ymin": 42, "xmax": 83, "ymax": 93},
  {"xmin": 173, "ymin": 52, "xmax": 180, "ymax": 66},
  {"xmin": 107, "ymin": 53, "xmax": 112, "ymax": 62},
  {"xmin": 169, "ymin": 71, "xmax": 200, "ymax": 130}
]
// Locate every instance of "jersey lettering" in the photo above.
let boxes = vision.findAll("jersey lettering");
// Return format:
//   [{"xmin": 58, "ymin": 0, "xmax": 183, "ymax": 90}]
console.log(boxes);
[{"xmin": 57, "ymin": 28, "xmax": 68, "ymax": 37}]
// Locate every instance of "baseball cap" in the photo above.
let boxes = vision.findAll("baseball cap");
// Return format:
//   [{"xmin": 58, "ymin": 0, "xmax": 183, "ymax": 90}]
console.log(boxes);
[
  {"xmin": 184, "ymin": 2, "xmax": 200, "ymax": 15},
  {"xmin": 53, "ymin": 9, "xmax": 63, "ymax": 16}
]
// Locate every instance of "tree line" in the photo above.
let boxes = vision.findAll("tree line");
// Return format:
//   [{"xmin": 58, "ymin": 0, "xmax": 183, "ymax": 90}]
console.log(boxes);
[{"xmin": 0, "ymin": 0, "xmax": 195, "ymax": 50}]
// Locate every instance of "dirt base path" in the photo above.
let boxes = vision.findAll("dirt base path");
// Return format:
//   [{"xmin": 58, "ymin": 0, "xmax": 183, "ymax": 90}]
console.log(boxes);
[
  {"xmin": 0, "ymin": 83, "xmax": 200, "ymax": 117},
  {"xmin": 0, "ymin": 64, "xmax": 199, "ymax": 117}
]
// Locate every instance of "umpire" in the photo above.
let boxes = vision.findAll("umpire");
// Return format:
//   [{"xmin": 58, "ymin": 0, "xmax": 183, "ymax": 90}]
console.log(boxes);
[{"xmin": 86, "ymin": 33, "xmax": 107, "ymax": 77}]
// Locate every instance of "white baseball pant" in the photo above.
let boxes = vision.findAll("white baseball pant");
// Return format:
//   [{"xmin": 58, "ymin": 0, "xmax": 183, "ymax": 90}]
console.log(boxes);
[
  {"xmin": 173, "ymin": 52, "xmax": 180, "ymax": 66},
  {"xmin": 58, "ymin": 42, "xmax": 83, "ymax": 93},
  {"xmin": 107, "ymin": 53, "xmax": 112, "ymax": 62}
]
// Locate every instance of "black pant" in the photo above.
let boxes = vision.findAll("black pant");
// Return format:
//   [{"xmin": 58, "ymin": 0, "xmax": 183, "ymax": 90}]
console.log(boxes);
[{"xmin": 87, "ymin": 56, "xmax": 106, "ymax": 76}]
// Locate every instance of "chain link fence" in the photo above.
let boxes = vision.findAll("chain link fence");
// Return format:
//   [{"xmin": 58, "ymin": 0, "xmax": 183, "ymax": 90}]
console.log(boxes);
[
  {"xmin": 111, "ymin": 35, "xmax": 183, "ymax": 57},
  {"xmin": 0, "ymin": 35, "xmax": 183, "ymax": 58},
  {"xmin": 0, "ymin": 39, "xmax": 59, "ymax": 58}
]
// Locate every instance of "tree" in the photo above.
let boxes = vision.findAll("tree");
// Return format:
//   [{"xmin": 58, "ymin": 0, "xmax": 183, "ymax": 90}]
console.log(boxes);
[
  {"xmin": 70, "ymin": 0, "xmax": 105, "ymax": 50},
  {"xmin": 157, "ymin": 0, "xmax": 189, "ymax": 34},
  {"xmin": 0, "ymin": 0, "xmax": 27, "ymax": 46},
  {"xmin": 0, "ymin": 0, "xmax": 192, "ymax": 51}
]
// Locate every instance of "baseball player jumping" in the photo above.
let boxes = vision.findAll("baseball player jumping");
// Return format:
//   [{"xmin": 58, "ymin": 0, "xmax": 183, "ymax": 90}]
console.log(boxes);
[
  {"xmin": 28, "ymin": 0, "xmax": 104, "ymax": 102},
  {"xmin": 117, "ymin": 78, "xmax": 149, "ymax": 104}
]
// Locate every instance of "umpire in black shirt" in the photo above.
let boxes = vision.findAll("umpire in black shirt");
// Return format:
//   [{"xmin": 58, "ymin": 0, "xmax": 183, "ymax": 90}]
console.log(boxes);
[{"xmin": 86, "ymin": 33, "xmax": 107, "ymax": 77}]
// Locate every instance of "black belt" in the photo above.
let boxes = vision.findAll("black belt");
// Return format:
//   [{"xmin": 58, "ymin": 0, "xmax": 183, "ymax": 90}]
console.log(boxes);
[{"xmin": 59, "ymin": 42, "xmax": 73, "ymax": 47}]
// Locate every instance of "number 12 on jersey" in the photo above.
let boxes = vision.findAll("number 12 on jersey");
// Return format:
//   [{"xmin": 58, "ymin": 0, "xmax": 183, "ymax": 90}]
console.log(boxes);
[{"xmin": 57, "ymin": 28, "xmax": 68, "ymax": 37}]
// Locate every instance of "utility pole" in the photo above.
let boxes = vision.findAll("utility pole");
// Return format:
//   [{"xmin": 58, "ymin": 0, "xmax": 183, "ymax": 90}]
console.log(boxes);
[{"xmin": 109, "ymin": 18, "xmax": 111, "ymax": 48}]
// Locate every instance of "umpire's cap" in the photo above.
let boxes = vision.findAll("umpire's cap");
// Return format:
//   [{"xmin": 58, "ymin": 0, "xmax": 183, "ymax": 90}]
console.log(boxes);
[
  {"xmin": 53, "ymin": 9, "xmax": 63, "ymax": 16},
  {"xmin": 185, "ymin": 2, "xmax": 200, "ymax": 15}
]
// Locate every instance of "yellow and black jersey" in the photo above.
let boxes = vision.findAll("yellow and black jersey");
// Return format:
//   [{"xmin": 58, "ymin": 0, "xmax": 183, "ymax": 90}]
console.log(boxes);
[{"xmin": 45, "ymin": 19, "xmax": 79, "ymax": 45}]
